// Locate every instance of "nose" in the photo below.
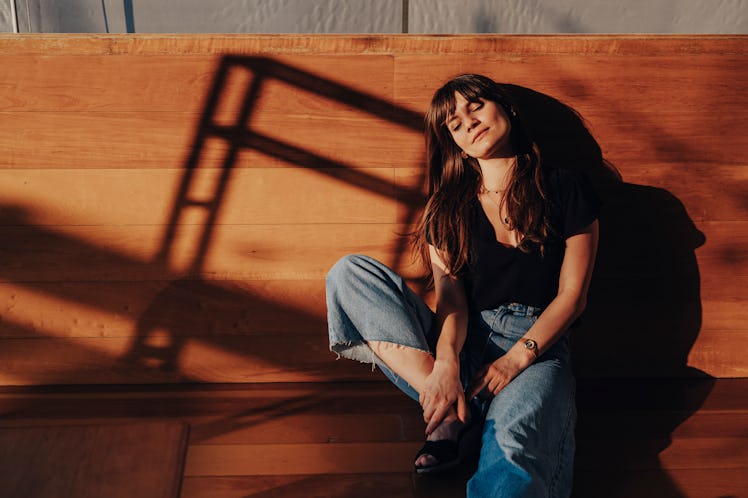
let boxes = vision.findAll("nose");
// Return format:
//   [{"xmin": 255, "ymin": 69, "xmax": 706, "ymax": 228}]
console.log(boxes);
[{"xmin": 467, "ymin": 116, "xmax": 480, "ymax": 131}]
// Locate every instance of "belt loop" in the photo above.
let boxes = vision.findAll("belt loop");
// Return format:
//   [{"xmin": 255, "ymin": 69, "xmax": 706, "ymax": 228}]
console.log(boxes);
[
  {"xmin": 509, "ymin": 302, "xmax": 525, "ymax": 317},
  {"xmin": 494, "ymin": 304, "xmax": 511, "ymax": 326}
]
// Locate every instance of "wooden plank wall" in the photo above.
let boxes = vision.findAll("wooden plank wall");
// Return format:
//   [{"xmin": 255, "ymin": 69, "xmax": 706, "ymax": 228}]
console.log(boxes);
[{"xmin": 0, "ymin": 35, "xmax": 745, "ymax": 385}]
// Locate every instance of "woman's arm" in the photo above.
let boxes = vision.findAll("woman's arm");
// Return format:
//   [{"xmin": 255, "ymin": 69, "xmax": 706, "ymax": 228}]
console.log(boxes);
[
  {"xmin": 467, "ymin": 220, "xmax": 599, "ymax": 399},
  {"xmin": 420, "ymin": 244, "xmax": 471, "ymax": 434}
]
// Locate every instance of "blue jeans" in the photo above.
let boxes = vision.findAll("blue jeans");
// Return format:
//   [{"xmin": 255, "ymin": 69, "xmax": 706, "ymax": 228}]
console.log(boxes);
[{"xmin": 326, "ymin": 255, "xmax": 576, "ymax": 498}]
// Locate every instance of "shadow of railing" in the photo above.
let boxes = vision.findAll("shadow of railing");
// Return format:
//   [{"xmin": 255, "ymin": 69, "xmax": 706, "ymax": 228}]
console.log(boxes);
[
  {"xmin": 0, "ymin": 55, "xmax": 427, "ymax": 384},
  {"xmin": 128, "ymin": 56, "xmax": 427, "ymax": 374}
]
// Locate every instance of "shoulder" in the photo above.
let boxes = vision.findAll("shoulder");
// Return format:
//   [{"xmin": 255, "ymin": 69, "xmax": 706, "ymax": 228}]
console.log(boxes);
[
  {"xmin": 544, "ymin": 167, "xmax": 598, "ymax": 202},
  {"xmin": 543, "ymin": 166, "xmax": 601, "ymax": 237},
  {"xmin": 545, "ymin": 166, "xmax": 586, "ymax": 191}
]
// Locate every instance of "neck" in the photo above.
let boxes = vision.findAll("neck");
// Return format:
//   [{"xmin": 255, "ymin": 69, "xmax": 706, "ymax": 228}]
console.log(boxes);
[{"xmin": 478, "ymin": 156, "xmax": 517, "ymax": 192}]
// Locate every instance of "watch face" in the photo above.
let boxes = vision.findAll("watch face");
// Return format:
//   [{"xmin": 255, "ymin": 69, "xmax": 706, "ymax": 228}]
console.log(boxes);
[{"xmin": 524, "ymin": 339, "xmax": 539, "ymax": 358}]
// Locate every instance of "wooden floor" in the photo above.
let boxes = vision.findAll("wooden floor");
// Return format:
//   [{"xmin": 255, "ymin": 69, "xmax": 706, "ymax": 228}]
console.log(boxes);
[
  {"xmin": 0, "ymin": 379, "xmax": 746, "ymax": 498},
  {"xmin": 0, "ymin": 421, "xmax": 188, "ymax": 498}
]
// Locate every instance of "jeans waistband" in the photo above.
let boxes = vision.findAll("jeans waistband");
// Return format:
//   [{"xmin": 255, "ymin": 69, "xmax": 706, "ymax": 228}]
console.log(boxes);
[{"xmin": 495, "ymin": 302, "xmax": 544, "ymax": 317}]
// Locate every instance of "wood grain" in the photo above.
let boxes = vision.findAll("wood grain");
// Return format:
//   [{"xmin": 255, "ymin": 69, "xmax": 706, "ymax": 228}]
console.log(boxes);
[
  {"xmin": 184, "ymin": 441, "xmax": 421, "ymax": 476},
  {"xmin": 0, "ymin": 34, "xmax": 746, "ymax": 387},
  {"xmin": 0, "ymin": 55, "xmax": 396, "ymax": 112},
  {"xmin": 0, "ymin": 221, "xmax": 743, "ymax": 281},
  {"xmin": 1, "ymin": 34, "xmax": 745, "ymax": 56},
  {"xmin": 0, "ymin": 379, "xmax": 744, "ymax": 496},
  {"xmin": 184, "ymin": 437, "xmax": 748, "ymax": 476},
  {"xmin": 0, "ymin": 335, "xmax": 386, "ymax": 385},
  {"xmin": 1, "ymin": 170, "xmax": 740, "ymax": 275},
  {"xmin": 0, "ymin": 113, "xmax": 420, "ymax": 170},
  {"xmin": 0, "ymin": 330, "xmax": 744, "ymax": 384},
  {"xmin": 1, "ymin": 279, "xmax": 743, "ymax": 337},
  {"xmin": 0, "ymin": 421, "xmax": 188, "ymax": 498},
  {"xmin": 0, "ymin": 224, "xmax": 418, "ymax": 282},
  {"xmin": 573, "ymin": 468, "xmax": 748, "ymax": 498},
  {"xmin": 0, "ymin": 168, "xmax": 408, "ymax": 225},
  {"xmin": 181, "ymin": 474, "xmax": 416, "ymax": 498},
  {"xmin": 180, "ymin": 468, "xmax": 748, "ymax": 498}
]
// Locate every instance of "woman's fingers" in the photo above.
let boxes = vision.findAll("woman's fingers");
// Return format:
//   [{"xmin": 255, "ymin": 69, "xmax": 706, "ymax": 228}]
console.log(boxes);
[
  {"xmin": 422, "ymin": 398, "xmax": 435, "ymax": 423},
  {"xmin": 425, "ymin": 404, "xmax": 451, "ymax": 435},
  {"xmin": 422, "ymin": 394, "xmax": 448, "ymax": 422},
  {"xmin": 468, "ymin": 366, "xmax": 511, "ymax": 399},
  {"xmin": 456, "ymin": 392, "xmax": 468, "ymax": 423},
  {"xmin": 421, "ymin": 389, "xmax": 469, "ymax": 434},
  {"xmin": 485, "ymin": 365, "xmax": 510, "ymax": 396},
  {"xmin": 488, "ymin": 376, "xmax": 502, "ymax": 394},
  {"xmin": 422, "ymin": 396, "xmax": 445, "ymax": 422},
  {"xmin": 420, "ymin": 372, "xmax": 469, "ymax": 430}
]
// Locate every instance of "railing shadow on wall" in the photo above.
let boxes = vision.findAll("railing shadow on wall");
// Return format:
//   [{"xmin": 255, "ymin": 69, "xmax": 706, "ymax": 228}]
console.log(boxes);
[
  {"xmin": 0, "ymin": 55, "xmax": 714, "ymax": 497},
  {"xmin": 0, "ymin": 56, "xmax": 427, "ymax": 433},
  {"xmin": 125, "ymin": 55, "xmax": 427, "ymax": 376}
]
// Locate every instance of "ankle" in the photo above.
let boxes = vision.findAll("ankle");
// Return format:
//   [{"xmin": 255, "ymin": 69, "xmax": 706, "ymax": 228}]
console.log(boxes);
[{"xmin": 426, "ymin": 414, "xmax": 462, "ymax": 441}]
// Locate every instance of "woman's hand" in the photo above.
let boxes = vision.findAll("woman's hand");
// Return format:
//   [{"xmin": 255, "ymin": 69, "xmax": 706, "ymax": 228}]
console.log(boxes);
[
  {"xmin": 466, "ymin": 353, "xmax": 525, "ymax": 401},
  {"xmin": 422, "ymin": 245, "xmax": 470, "ymax": 434},
  {"xmin": 419, "ymin": 359, "xmax": 468, "ymax": 435}
]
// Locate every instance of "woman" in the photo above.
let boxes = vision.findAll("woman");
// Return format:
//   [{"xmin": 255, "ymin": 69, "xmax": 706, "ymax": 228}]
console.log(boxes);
[{"xmin": 326, "ymin": 74, "xmax": 599, "ymax": 498}]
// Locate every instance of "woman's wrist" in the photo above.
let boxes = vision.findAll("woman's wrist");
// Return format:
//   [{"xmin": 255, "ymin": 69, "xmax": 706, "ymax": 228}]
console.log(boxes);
[
  {"xmin": 434, "ymin": 344, "xmax": 460, "ymax": 363},
  {"xmin": 433, "ymin": 354, "xmax": 460, "ymax": 372},
  {"xmin": 507, "ymin": 340, "xmax": 537, "ymax": 371}
]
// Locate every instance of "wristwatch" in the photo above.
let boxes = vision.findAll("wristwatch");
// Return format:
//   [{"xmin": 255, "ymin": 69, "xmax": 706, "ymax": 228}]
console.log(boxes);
[{"xmin": 523, "ymin": 338, "xmax": 540, "ymax": 359}]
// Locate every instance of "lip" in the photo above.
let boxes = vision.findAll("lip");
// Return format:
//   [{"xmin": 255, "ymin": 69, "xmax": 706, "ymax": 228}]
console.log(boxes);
[{"xmin": 472, "ymin": 128, "xmax": 489, "ymax": 144}]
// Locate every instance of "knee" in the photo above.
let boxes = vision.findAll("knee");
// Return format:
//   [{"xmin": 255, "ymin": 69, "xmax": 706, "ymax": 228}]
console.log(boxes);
[{"xmin": 326, "ymin": 254, "xmax": 372, "ymax": 293}]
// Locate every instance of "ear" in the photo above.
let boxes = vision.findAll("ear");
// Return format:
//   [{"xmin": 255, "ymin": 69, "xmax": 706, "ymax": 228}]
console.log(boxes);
[{"xmin": 461, "ymin": 151, "xmax": 469, "ymax": 159}]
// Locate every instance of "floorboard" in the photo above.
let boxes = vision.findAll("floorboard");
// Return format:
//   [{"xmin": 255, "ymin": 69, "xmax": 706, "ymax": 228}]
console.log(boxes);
[
  {"xmin": 0, "ymin": 380, "xmax": 745, "ymax": 498},
  {"xmin": 0, "ymin": 421, "xmax": 188, "ymax": 498}
]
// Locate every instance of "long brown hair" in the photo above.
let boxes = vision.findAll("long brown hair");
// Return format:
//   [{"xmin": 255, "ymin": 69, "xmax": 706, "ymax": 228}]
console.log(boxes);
[{"xmin": 413, "ymin": 74, "xmax": 554, "ymax": 278}]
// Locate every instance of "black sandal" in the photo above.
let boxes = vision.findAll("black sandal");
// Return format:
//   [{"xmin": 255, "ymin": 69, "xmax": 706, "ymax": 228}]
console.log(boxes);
[
  {"xmin": 414, "ymin": 439, "xmax": 460, "ymax": 474},
  {"xmin": 413, "ymin": 422, "xmax": 482, "ymax": 475}
]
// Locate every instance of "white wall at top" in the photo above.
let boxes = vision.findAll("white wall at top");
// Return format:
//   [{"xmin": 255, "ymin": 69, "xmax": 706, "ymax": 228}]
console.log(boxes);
[
  {"xmin": 14, "ymin": 0, "xmax": 404, "ymax": 33},
  {"xmin": 410, "ymin": 0, "xmax": 747, "ymax": 33},
  {"xmin": 0, "ymin": 0, "xmax": 13, "ymax": 32},
  {"xmin": 8, "ymin": 0, "xmax": 748, "ymax": 33}
]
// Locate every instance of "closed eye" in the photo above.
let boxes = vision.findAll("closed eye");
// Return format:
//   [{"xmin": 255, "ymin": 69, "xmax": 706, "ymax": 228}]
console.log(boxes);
[
  {"xmin": 469, "ymin": 101, "xmax": 484, "ymax": 112},
  {"xmin": 446, "ymin": 117, "xmax": 461, "ymax": 132}
]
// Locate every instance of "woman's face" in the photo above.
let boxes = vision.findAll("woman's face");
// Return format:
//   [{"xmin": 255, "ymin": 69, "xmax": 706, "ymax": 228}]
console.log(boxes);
[{"xmin": 445, "ymin": 92, "xmax": 513, "ymax": 160}]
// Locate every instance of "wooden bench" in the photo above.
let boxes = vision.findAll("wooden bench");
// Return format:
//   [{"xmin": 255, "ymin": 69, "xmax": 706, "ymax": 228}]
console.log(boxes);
[{"xmin": 0, "ymin": 34, "xmax": 746, "ymax": 497}]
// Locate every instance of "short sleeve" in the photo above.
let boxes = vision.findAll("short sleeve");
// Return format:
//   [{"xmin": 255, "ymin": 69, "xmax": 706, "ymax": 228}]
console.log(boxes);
[{"xmin": 553, "ymin": 169, "xmax": 601, "ymax": 238}]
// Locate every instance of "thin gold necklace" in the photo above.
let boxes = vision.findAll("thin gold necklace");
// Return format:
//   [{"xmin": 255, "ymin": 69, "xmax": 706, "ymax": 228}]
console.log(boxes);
[
  {"xmin": 479, "ymin": 188, "xmax": 510, "ymax": 226},
  {"xmin": 479, "ymin": 157, "xmax": 517, "ymax": 227}
]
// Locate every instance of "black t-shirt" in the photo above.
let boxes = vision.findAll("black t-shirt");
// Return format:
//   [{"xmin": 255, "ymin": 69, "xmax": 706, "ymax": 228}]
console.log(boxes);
[{"xmin": 464, "ymin": 168, "xmax": 600, "ymax": 311}]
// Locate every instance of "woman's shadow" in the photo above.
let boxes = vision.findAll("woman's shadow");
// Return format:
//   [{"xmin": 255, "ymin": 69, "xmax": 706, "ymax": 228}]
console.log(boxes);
[{"xmin": 506, "ymin": 85, "xmax": 713, "ymax": 497}]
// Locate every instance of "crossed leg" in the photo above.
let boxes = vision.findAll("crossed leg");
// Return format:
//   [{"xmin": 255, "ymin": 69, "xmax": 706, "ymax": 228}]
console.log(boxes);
[{"xmin": 326, "ymin": 255, "xmax": 469, "ymax": 468}]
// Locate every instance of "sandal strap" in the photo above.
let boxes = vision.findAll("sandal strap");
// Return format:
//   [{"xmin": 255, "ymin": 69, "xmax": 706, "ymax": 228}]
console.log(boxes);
[{"xmin": 414, "ymin": 439, "xmax": 458, "ymax": 464}]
